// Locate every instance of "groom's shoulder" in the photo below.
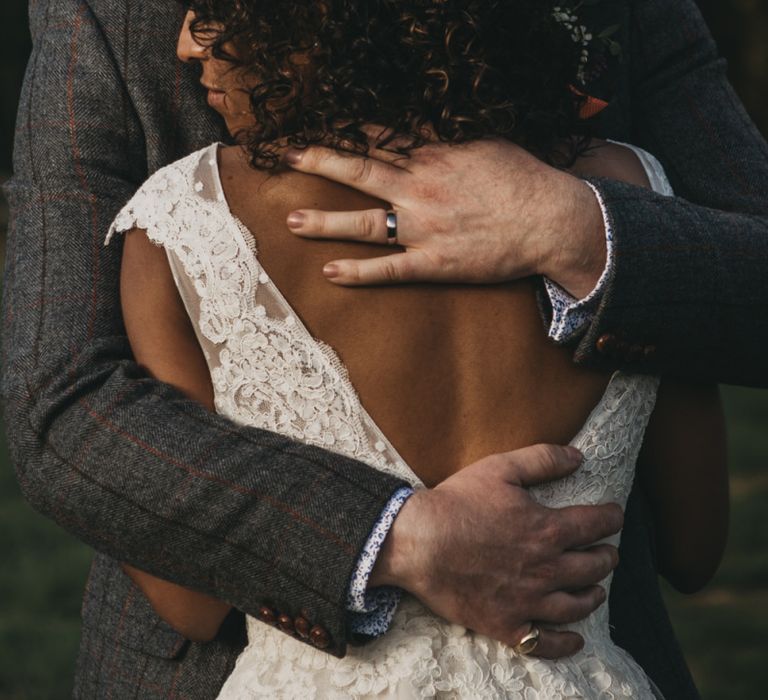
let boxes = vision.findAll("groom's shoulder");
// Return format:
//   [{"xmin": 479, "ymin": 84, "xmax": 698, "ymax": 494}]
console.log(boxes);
[
  {"xmin": 578, "ymin": 0, "xmax": 717, "ymax": 127},
  {"xmin": 33, "ymin": 0, "xmax": 182, "ymax": 36},
  {"xmin": 32, "ymin": 0, "xmax": 224, "ymax": 166},
  {"xmin": 609, "ymin": 0, "xmax": 716, "ymax": 58},
  {"xmin": 33, "ymin": 0, "xmax": 185, "ymax": 71}
]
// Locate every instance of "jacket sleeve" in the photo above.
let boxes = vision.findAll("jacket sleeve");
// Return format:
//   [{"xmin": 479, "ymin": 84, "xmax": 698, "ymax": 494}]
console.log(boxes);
[
  {"xmin": 574, "ymin": 0, "xmax": 768, "ymax": 386},
  {"xmin": 0, "ymin": 0, "xmax": 406, "ymax": 658}
]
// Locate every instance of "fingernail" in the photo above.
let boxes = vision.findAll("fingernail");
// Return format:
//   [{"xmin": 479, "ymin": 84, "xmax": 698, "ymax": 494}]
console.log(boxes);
[
  {"xmin": 323, "ymin": 263, "xmax": 340, "ymax": 279},
  {"xmin": 287, "ymin": 212, "xmax": 305, "ymax": 229},
  {"xmin": 565, "ymin": 446, "xmax": 583, "ymax": 465},
  {"xmin": 284, "ymin": 149, "xmax": 303, "ymax": 166}
]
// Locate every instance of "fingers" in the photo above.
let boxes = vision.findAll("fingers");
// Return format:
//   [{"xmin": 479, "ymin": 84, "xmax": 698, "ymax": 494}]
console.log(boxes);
[
  {"xmin": 359, "ymin": 125, "xmax": 417, "ymax": 164},
  {"xmin": 287, "ymin": 208, "xmax": 389, "ymax": 243},
  {"xmin": 322, "ymin": 251, "xmax": 437, "ymax": 286},
  {"xmin": 285, "ymin": 146, "xmax": 406, "ymax": 200},
  {"xmin": 502, "ymin": 624, "xmax": 584, "ymax": 659},
  {"xmin": 536, "ymin": 585, "xmax": 608, "ymax": 625},
  {"xmin": 528, "ymin": 629, "xmax": 585, "ymax": 660},
  {"xmin": 552, "ymin": 545, "xmax": 619, "ymax": 591},
  {"xmin": 555, "ymin": 503, "xmax": 624, "ymax": 549},
  {"xmin": 485, "ymin": 444, "xmax": 583, "ymax": 487}
]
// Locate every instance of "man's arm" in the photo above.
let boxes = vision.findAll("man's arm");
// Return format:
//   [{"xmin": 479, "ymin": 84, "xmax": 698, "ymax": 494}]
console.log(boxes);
[
  {"xmin": 0, "ymin": 0, "xmax": 406, "ymax": 657},
  {"xmin": 1, "ymin": 0, "xmax": 623, "ymax": 658},
  {"xmin": 575, "ymin": 0, "xmax": 768, "ymax": 385},
  {"xmin": 283, "ymin": 0, "xmax": 768, "ymax": 387}
]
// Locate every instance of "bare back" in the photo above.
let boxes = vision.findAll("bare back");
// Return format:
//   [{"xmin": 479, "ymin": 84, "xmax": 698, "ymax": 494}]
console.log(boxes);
[{"xmin": 220, "ymin": 147, "xmax": 612, "ymax": 487}]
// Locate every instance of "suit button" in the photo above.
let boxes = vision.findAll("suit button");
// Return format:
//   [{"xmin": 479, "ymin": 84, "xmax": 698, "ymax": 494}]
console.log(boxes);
[
  {"xmin": 310, "ymin": 625, "xmax": 331, "ymax": 649},
  {"xmin": 628, "ymin": 344, "xmax": 644, "ymax": 362},
  {"xmin": 257, "ymin": 606, "xmax": 277, "ymax": 625},
  {"xmin": 295, "ymin": 616, "xmax": 310, "ymax": 639},
  {"xmin": 596, "ymin": 333, "xmax": 617, "ymax": 355},
  {"xmin": 278, "ymin": 614, "xmax": 294, "ymax": 633},
  {"xmin": 644, "ymin": 345, "xmax": 657, "ymax": 359}
]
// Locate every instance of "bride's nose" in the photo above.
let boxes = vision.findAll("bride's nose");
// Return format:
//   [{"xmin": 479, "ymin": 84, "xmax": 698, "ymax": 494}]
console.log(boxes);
[{"xmin": 177, "ymin": 11, "xmax": 207, "ymax": 63}]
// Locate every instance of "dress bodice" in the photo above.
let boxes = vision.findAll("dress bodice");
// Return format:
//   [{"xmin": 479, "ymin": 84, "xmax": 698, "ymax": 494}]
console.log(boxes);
[{"xmin": 106, "ymin": 143, "xmax": 665, "ymax": 699}]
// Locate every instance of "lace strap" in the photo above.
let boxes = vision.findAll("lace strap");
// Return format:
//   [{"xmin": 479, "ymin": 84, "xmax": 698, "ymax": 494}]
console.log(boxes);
[
  {"xmin": 606, "ymin": 139, "xmax": 675, "ymax": 196},
  {"xmin": 103, "ymin": 144, "xmax": 221, "ymax": 248}
]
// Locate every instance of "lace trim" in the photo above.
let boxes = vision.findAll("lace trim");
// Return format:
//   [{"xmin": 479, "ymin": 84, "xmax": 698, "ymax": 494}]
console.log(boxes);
[
  {"xmin": 606, "ymin": 140, "xmax": 675, "ymax": 197},
  {"xmin": 106, "ymin": 145, "xmax": 418, "ymax": 487}
]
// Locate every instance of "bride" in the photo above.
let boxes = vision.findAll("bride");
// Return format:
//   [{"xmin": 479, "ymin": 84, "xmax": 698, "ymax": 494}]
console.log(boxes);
[{"xmin": 106, "ymin": 1, "xmax": 728, "ymax": 697}]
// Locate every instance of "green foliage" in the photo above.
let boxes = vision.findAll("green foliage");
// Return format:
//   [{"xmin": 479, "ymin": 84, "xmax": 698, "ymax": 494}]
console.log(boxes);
[
  {"xmin": 0, "ymin": 0, "xmax": 31, "ymax": 173},
  {"xmin": 0, "ymin": 421, "xmax": 91, "ymax": 699},
  {"xmin": 662, "ymin": 386, "xmax": 768, "ymax": 699}
]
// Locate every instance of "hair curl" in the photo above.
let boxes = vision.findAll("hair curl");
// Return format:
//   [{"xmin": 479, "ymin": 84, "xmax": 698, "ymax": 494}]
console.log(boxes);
[{"xmin": 182, "ymin": 0, "xmax": 592, "ymax": 169}]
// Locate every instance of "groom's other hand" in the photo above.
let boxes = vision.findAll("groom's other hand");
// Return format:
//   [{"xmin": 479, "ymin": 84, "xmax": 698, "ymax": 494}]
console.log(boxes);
[
  {"xmin": 369, "ymin": 444, "xmax": 622, "ymax": 659},
  {"xmin": 284, "ymin": 138, "xmax": 606, "ymax": 300}
]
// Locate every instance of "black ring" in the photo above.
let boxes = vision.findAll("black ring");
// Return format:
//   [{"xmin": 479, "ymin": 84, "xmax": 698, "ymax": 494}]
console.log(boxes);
[{"xmin": 385, "ymin": 210, "xmax": 398, "ymax": 246}]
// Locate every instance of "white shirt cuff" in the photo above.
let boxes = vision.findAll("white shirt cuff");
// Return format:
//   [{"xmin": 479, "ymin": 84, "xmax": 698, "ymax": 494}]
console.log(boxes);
[
  {"xmin": 544, "ymin": 181, "xmax": 614, "ymax": 342},
  {"xmin": 346, "ymin": 486, "xmax": 414, "ymax": 637}
]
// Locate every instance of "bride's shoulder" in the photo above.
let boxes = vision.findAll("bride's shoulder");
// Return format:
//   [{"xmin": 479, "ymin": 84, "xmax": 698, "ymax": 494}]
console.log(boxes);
[
  {"xmin": 105, "ymin": 143, "xmax": 222, "ymax": 247},
  {"xmin": 569, "ymin": 139, "xmax": 674, "ymax": 197}
]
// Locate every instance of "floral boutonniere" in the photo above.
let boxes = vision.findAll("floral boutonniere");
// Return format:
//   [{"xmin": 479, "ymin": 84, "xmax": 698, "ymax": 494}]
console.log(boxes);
[
  {"xmin": 553, "ymin": 0, "xmax": 623, "ymax": 117},
  {"xmin": 553, "ymin": 1, "xmax": 622, "ymax": 85}
]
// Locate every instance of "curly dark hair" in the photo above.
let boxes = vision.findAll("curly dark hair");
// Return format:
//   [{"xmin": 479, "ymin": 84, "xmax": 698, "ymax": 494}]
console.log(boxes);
[{"xmin": 182, "ymin": 0, "xmax": 592, "ymax": 169}]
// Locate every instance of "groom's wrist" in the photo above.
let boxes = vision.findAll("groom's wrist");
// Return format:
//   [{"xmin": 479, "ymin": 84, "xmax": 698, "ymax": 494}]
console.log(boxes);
[
  {"xmin": 538, "ymin": 175, "xmax": 607, "ymax": 300},
  {"xmin": 368, "ymin": 489, "xmax": 428, "ymax": 590}
]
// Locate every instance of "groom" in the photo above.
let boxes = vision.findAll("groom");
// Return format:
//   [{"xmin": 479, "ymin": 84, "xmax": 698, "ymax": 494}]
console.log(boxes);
[{"xmin": 3, "ymin": 1, "xmax": 765, "ymax": 699}]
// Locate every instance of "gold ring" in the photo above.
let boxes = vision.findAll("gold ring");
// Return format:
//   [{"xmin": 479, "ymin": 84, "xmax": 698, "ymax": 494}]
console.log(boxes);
[{"xmin": 512, "ymin": 625, "xmax": 541, "ymax": 656}]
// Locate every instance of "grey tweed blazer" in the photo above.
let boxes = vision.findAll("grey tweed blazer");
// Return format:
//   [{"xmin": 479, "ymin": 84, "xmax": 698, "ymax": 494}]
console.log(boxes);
[{"xmin": 2, "ymin": 0, "xmax": 766, "ymax": 698}]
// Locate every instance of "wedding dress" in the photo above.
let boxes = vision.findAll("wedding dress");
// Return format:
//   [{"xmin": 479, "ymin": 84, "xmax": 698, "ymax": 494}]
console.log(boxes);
[{"xmin": 106, "ymin": 141, "xmax": 672, "ymax": 699}]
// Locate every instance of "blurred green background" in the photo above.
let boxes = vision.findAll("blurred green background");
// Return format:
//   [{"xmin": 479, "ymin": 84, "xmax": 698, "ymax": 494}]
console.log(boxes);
[{"xmin": 1, "ymin": 0, "xmax": 767, "ymax": 698}]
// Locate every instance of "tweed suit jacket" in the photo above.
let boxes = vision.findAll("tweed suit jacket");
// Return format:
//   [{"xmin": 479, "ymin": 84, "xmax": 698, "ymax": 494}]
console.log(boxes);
[{"xmin": 2, "ymin": 0, "xmax": 766, "ymax": 698}]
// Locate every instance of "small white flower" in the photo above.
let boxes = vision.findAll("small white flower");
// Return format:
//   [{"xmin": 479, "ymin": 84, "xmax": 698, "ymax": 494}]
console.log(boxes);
[{"xmin": 552, "ymin": 3, "xmax": 594, "ymax": 83}]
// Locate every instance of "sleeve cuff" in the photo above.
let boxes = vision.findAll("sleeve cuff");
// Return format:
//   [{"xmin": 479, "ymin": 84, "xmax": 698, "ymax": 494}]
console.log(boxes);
[
  {"xmin": 346, "ymin": 486, "xmax": 414, "ymax": 637},
  {"xmin": 544, "ymin": 181, "xmax": 614, "ymax": 343}
]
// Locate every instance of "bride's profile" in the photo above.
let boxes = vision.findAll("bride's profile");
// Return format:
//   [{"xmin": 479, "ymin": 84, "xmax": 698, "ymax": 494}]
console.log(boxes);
[{"xmin": 104, "ymin": 1, "xmax": 728, "ymax": 697}]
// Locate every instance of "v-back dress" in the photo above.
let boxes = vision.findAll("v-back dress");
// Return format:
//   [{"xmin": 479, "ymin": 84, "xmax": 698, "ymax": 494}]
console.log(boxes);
[{"xmin": 106, "ymin": 142, "xmax": 672, "ymax": 699}]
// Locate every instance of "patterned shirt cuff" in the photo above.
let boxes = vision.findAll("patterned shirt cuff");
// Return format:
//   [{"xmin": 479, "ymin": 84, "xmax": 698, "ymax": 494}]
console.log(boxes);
[
  {"xmin": 346, "ymin": 486, "xmax": 414, "ymax": 637},
  {"xmin": 544, "ymin": 181, "xmax": 614, "ymax": 343}
]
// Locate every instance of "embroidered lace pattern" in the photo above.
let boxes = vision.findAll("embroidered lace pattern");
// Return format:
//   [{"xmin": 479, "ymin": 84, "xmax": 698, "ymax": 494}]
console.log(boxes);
[{"xmin": 106, "ymin": 144, "xmax": 661, "ymax": 699}]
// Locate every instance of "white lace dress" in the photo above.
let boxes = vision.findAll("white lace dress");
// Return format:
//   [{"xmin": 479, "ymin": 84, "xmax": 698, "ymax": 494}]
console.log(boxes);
[{"xmin": 106, "ymin": 142, "xmax": 672, "ymax": 699}]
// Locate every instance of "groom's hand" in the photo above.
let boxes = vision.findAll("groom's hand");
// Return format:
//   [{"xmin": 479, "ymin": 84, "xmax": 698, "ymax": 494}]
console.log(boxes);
[
  {"xmin": 284, "ymin": 137, "xmax": 607, "ymax": 299},
  {"xmin": 369, "ymin": 444, "xmax": 623, "ymax": 659}
]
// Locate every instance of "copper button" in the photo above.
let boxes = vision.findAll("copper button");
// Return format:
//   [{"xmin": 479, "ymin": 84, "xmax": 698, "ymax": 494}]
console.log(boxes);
[
  {"xmin": 310, "ymin": 625, "xmax": 331, "ymax": 649},
  {"xmin": 596, "ymin": 333, "xmax": 617, "ymax": 354},
  {"xmin": 295, "ymin": 616, "xmax": 311, "ymax": 639},
  {"xmin": 278, "ymin": 614, "xmax": 294, "ymax": 633},
  {"xmin": 256, "ymin": 606, "xmax": 276, "ymax": 625}
]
